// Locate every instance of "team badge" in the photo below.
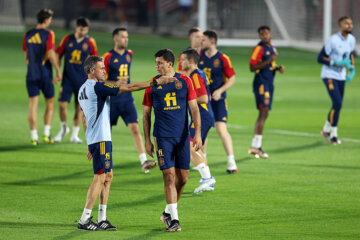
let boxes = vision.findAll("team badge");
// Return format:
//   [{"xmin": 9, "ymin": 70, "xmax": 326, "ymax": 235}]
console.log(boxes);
[
  {"xmin": 126, "ymin": 54, "xmax": 131, "ymax": 63},
  {"xmin": 82, "ymin": 43, "xmax": 89, "ymax": 51},
  {"xmin": 68, "ymin": 43, "xmax": 73, "ymax": 47},
  {"xmin": 213, "ymin": 59, "xmax": 220, "ymax": 68},
  {"xmin": 159, "ymin": 157, "xmax": 165, "ymax": 167},
  {"xmin": 114, "ymin": 59, "xmax": 118, "ymax": 63},
  {"xmin": 175, "ymin": 80, "xmax": 182, "ymax": 90},
  {"xmin": 199, "ymin": 61, "xmax": 204, "ymax": 65},
  {"xmin": 105, "ymin": 160, "xmax": 111, "ymax": 169},
  {"xmin": 266, "ymin": 50, "xmax": 270, "ymax": 55},
  {"xmin": 264, "ymin": 98, "xmax": 270, "ymax": 105}
]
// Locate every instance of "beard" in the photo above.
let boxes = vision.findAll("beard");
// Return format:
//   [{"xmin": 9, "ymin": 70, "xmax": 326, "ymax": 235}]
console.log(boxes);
[{"xmin": 344, "ymin": 30, "xmax": 352, "ymax": 34}]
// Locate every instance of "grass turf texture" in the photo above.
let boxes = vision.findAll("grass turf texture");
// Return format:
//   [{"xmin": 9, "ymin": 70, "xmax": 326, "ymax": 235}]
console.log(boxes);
[{"xmin": 0, "ymin": 29, "xmax": 359, "ymax": 239}]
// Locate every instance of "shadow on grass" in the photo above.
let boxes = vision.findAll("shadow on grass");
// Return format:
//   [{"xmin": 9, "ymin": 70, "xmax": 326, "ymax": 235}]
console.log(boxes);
[
  {"xmin": 3, "ymin": 169, "xmax": 89, "ymax": 186},
  {"xmin": 294, "ymin": 163, "xmax": 360, "ymax": 171},
  {"xmin": 52, "ymin": 230, "xmax": 90, "ymax": 240},
  {"xmin": 0, "ymin": 221, "xmax": 74, "ymax": 229},
  {"xmin": 269, "ymin": 141, "xmax": 324, "ymax": 154},
  {"xmin": 110, "ymin": 193, "xmax": 164, "ymax": 210}
]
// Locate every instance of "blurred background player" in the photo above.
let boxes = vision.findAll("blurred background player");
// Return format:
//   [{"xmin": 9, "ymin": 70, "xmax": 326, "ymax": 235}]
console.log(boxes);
[
  {"xmin": 78, "ymin": 55, "xmax": 174, "ymax": 231},
  {"xmin": 176, "ymin": 27, "xmax": 203, "ymax": 73},
  {"xmin": 317, "ymin": 16, "xmax": 356, "ymax": 145},
  {"xmin": 22, "ymin": 9, "xmax": 62, "ymax": 145},
  {"xmin": 102, "ymin": 28, "xmax": 156, "ymax": 173},
  {"xmin": 143, "ymin": 49, "xmax": 201, "ymax": 231},
  {"xmin": 180, "ymin": 49, "xmax": 216, "ymax": 194},
  {"xmin": 198, "ymin": 30, "xmax": 237, "ymax": 174},
  {"xmin": 54, "ymin": 17, "xmax": 98, "ymax": 143},
  {"xmin": 248, "ymin": 26, "xmax": 284, "ymax": 158}
]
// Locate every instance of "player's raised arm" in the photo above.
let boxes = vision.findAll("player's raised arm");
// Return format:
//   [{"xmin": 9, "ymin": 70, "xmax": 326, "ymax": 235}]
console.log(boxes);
[{"xmin": 117, "ymin": 75, "xmax": 176, "ymax": 93}]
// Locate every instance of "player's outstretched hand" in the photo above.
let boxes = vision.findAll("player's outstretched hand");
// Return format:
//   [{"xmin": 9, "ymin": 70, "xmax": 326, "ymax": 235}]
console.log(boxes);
[
  {"xmin": 212, "ymin": 89, "xmax": 222, "ymax": 101},
  {"xmin": 192, "ymin": 134, "xmax": 202, "ymax": 152},
  {"xmin": 157, "ymin": 76, "xmax": 177, "ymax": 85},
  {"xmin": 279, "ymin": 65, "xmax": 285, "ymax": 74},
  {"xmin": 145, "ymin": 140, "xmax": 154, "ymax": 158},
  {"xmin": 87, "ymin": 149, "xmax": 93, "ymax": 161},
  {"xmin": 118, "ymin": 78, "xmax": 128, "ymax": 85}
]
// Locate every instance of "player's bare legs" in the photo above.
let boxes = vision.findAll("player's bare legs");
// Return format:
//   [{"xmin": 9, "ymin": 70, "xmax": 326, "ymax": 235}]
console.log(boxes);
[
  {"xmin": 85, "ymin": 173, "xmax": 106, "ymax": 210},
  {"xmin": 42, "ymin": 97, "xmax": 55, "ymax": 143},
  {"xmin": 59, "ymin": 101, "xmax": 68, "ymax": 123},
  {"xmin": 163, "ymin": 167, "xmax": 178, "ymax": 204},
  {"xmin": 174, "ymin": 168, "xmax": 189, "ymax": 201},
  {"xmin": 28, "ymin": 96, "xmax": 39, "ymax": 145},
  {"xmin": 97, "ymin": 170, "xmax": 115, "ymax": 229},
  {"xmin": 249, "ymin": 108, "xmax": 269, "ymax": 158},
  {"xmin": 190, "ymin": 146, "xmax": 216, "ymax": 193},
  {"xmin": 128, "ymin": 123, "xmax": 156, "ymax": 173},
  {"xmin": 215, "ymin": 122, "xmax": 237, "ymax": 173},
  {"xmin": 28, "ymin": 96, "xmax": 39, "ymax": 130}
]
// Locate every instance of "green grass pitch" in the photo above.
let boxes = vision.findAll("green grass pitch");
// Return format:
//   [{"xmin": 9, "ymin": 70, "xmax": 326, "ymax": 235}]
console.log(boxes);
[{"xmin": 0, "ymin": 29, "xmax": 359, "ymax": 239}]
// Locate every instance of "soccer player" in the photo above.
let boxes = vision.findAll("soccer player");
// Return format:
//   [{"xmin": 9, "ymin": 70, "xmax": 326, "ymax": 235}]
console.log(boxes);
[
  {"xmin": 54, "ymin": 17, "xmax": 98, "ymax": 143},
  {"xmin": 176, "ymin": 27, "xmax": 203, "ymax": 73},
  {"xmin": 143, "ymin": 49, "xmax": 202, "ymax": 231},
  {"xmin": 22, "ymin": 9, "xmax": 62, "ymax": 145},
  {"xmin": 317, "ymin": 16, "xmax": 356, "ymax": 145},
  {"xmin": 248, "ymin": 26, "xmax": 284, "ymax": 158},
  {"xmin": 102, "ymin": 28, "xmax": 156, "ymax": 173},
  {"xmin": 77, "ymin": 55, "xmax": 174, "ymax": 231},
  {"xmin": 179, "ymin": 49, "xmax": 216, "ymax": 194},
  {"xmin": 198, "ymin": 30, "xmax": 237, "ymax": 173}
]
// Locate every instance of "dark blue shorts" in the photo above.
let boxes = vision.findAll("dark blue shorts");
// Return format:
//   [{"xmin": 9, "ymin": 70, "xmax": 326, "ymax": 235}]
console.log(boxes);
[
  {"xmin": 26, "ymin": 79, "xmax": 54, "ymax": 98},
  {"xmin": 110, "ymin": 101, "xmax": 138, "ymax": 126},
  {"xmin": 211, "ymin": 98, "xmax": 228, "ymax": 122},
  {"xmin": 253, "ymin": 82, "xmax": 274, "ymax": 110},
  {"xmin": 58, "ymin": 79, "xmax": 83, "ymax": 103},
  {"xmin": 189, "ymin": 120, "xmax": 212, "ymax": 144},
  {"xmin": 154, "ymin": 136, "xmax": 190, "ymax": 170},
  {"xmin": 88, "ymin": 141, "xmax": 113, "ymax": 174}
]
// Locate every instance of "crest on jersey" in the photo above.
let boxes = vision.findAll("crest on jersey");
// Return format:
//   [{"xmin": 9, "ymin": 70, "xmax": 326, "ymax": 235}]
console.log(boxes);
[
  {"xmin": 213, "ymin": 59, "xmax": 220, "ymax": 68},
  {"xmin": 199, "ymin": 61, "xmax": 204, "ymax": 65},
  {"xmin": 175, "ymin": 80, "xmax": 182, "ymax": 89},
  {"xmin": 266, "ymin": 50, "xmax": 270, "ymax": 55},
  {"xmin": 68, "ymin": 43, "xmax": 73, "ymax": 47},
  {"xmin": 114, "ymin": 59, "xmax": 118, "ymax": 63},
  {"xmin": 126, "ymin": 54, "xmax": 131, "ymax": 63},
  {"xmin": 82, "ymin": 43, "xmax": 89, "ymax": 51},
  {"xmin": 159, "ymin": 157, "xmax": 165, "ymax": 167}
]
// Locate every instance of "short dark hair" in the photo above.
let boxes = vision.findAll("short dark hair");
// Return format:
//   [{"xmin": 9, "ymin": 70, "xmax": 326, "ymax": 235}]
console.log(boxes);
[
  {"xmin": 203, "ymin": 30, "xmax": 218, "ymax": 44},
  {"xmin": 258, "ymin": 25, "xmax": 271, "ymax": 33},
  {"xmin": 338, "ymin": 16, "xmax": 350, "ymax": 24},
  {"xmin": 84, "ymin": 56, "xmax": 103, "ymax": 74},
  {"xmin": 113, "ymin": 27, "xmax": 127, "ymax": 37},
  {"xmin": 154, "ymin": 49, "xmax": 175, "ymax": 65},
  {"xmin": 188, "ymin": 27, "xmax": 201, "ymax": 37},
  {"xmin": 36, "ymin": 9, "xmax": 53, "ymax": 24},
  {"xmin": 182, "ymin": 49, "xmax": 200, "ymax": 64},
  {"xmin": 76, "ymin": 17, "xmax": 90, "ymax": 27}
]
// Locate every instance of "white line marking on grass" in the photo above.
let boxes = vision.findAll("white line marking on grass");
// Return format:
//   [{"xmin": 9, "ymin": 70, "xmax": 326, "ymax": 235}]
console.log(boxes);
[{"xmin": 227, "ymin": 124, "xmax": 360, "ymax": 143}]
